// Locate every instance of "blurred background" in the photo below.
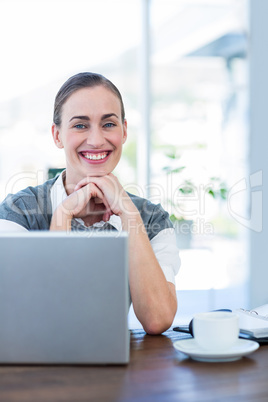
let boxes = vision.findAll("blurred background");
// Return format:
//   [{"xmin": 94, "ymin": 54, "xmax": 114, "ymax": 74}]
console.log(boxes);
[{"xmin": 0, "ymin": 0, "xmax": 265, "ymax": 324}]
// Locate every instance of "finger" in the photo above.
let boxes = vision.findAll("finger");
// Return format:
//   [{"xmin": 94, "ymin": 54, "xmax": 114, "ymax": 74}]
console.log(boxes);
[
  {"xmin": 74, "ymin": 175, "xmax": 111, "ymax": 192},
  {"xmin": 71, "ymin": 183, "xmax": 110, "ymax": 216},
  {"xmin": 103, "ymin": 210, "xmax": 112, "ymax": 222},
  {"xmin": 74, "ymin": 177, "xmax": 96, "ymax": 191},
  {"xmin": 94, "ymin": 197, "xmax": 104, "ymax": 204},
  {"xmin": 74, "ymin": 175, "xmax": 123, "ymax": 216},
  {"xmin": 86, "ymin": 184, "xmax": 112, "ymax": 216},
  {"xmin": 74, "ymin": 177, "xmax": 114, "ymax": 210}
]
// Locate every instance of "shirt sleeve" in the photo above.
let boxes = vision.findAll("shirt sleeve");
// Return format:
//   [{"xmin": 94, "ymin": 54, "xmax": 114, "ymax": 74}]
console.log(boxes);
[
  {"xmin": 150, "ymin": 227, "xmax": 180, "ymax": 285},
  {"xmin": 0, "ymin": 219, "xmax": 28, "ymax": 232}
]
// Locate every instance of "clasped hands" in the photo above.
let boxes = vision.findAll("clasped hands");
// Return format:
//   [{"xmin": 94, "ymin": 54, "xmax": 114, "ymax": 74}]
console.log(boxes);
[{"xmin": 60, "ymin": 173, "xmax": 131, "ymax": 225}]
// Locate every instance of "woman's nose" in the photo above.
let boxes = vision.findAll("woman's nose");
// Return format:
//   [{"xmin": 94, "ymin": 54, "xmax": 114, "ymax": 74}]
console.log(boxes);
[{"xmin": 87, "ymin": 127, "xmax": 105, "ymax": 148}]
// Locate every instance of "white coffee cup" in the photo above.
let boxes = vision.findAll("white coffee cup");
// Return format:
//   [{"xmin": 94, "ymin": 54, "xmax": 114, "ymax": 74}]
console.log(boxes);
[{"xmin": 192, "ymin": 311, "xmax": 239, "ymax": 351}]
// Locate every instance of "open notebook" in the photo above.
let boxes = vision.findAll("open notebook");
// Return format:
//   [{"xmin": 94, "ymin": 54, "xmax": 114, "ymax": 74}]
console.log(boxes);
[
  {"xmin": 234, "ymin": 304, "xmax": 268, "ymax": 338},
  {"xmin": 173, "ymin": 305, "xmax": 268, "ymax": 342}
]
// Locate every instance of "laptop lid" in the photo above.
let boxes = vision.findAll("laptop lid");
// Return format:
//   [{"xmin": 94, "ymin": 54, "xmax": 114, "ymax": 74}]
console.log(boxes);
[{"xmin": 0, "ymin": 231, "xmax": 129, "ymax": 364}]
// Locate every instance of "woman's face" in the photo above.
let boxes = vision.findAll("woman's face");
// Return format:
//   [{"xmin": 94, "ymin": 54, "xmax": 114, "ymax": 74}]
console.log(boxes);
[{"xmin": 52, "ymin": 85, "xmax": 127, "ymax": 186}]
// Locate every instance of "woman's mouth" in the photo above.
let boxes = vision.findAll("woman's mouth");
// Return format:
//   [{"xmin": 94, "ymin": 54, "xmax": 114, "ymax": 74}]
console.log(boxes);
[{"xmin": 79, "ymin": 151, "xmax": 111, "ymax": 163}]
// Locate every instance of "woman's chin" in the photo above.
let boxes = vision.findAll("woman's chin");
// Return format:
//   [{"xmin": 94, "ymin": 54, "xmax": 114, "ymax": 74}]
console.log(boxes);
[{"xmin": 84, "ymin": 169, "xmax": 109, "ymax": 177}]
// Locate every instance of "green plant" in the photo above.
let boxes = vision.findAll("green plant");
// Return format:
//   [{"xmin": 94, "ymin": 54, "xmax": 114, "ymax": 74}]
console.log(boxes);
[{"xmin": 163, "ymin": 151, "xmax": 228, "ymax": 222}]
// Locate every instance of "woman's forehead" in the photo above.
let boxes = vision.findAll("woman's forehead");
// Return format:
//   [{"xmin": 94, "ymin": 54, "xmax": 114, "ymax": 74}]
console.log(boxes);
[{"xmin": 62, "ymin": 86, "xmax": 121, "ymax": 116}]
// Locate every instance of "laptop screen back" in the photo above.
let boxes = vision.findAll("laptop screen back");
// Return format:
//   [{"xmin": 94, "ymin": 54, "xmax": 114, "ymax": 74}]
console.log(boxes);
[{"xmin": 0, "ymin": 231, "xmax": 129, "ymax": 364}]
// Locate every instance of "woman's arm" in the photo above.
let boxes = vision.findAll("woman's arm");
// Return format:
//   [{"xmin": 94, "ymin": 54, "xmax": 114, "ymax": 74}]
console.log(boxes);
[
  {"xmin": 0, "ymin": 219, "xmax": 28, "ymax": 232},
  {"xmin": 121, "ymin": 207, "xmax": 177, "ymax": 335},
  {"xmin": 74, "ymin": 174, "xmax": 178, "ymax": 335}
]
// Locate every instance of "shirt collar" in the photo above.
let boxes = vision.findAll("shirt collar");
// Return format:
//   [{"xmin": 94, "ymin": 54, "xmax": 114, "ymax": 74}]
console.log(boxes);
[{"xmin": 50, "ymin": 171, "xmax": 122, "ymax": 231}]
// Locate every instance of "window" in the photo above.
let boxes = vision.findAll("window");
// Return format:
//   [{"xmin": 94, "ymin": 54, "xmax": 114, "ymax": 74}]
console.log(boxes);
[
  {"xmin": 149, "ymin": 0, "xmax": 249, "ymax": 321},
  {"xmin": 0, "ymin": 0, "xmax": 249, "ymax": 324}
]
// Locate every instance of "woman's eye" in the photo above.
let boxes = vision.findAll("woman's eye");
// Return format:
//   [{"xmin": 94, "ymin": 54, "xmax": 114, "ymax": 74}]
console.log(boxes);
[
  {"xmin": 74, "ymin": 124, "xmax": 86, "ymax": 129},
  {"xmin": 104, "ymin": 122, "xmax": 115, "ymax": 128}
]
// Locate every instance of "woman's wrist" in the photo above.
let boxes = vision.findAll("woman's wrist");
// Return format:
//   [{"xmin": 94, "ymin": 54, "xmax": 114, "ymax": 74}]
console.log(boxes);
[
  {"xmin": 119, "ymin": 202, "xmax": 144, "ymax": 233},
  {"xmin": 50, "ymin": 204, "xmax": 73, "ymax": 231}
]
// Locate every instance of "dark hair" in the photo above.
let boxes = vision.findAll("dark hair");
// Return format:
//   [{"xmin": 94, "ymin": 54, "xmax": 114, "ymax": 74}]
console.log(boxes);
[{"xmin": 53, "ymin": 72, "xmax": 125, "ymax": 126}]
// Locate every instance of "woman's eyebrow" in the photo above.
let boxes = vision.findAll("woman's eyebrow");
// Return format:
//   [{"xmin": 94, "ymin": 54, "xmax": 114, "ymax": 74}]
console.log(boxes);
[
  {"xmin": 69, "ymin": 113, "xmax": 118, "ymax": 122},
  {"xmin": 101, "ymin": 113, "xmax": 119, "ymax": 120},
  {"xmin": 69, "ymin": 115, "xmax": 90, "ymax": 122}
]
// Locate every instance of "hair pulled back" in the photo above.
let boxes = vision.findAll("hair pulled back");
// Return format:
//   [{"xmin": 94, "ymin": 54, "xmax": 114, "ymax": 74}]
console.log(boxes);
[{"xmin": 53, "ymin": 72, "xmax": 125, "ymax": 126}]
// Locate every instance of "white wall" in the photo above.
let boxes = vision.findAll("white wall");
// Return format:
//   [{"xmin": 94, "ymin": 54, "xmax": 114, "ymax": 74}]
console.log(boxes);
[{"xmin": 249, "ymin": 0, "xmax": 268, "ymax": 307}]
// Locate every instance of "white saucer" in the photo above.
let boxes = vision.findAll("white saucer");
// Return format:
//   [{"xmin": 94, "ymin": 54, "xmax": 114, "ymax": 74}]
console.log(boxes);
[{"xmin": 173, "ymin": 338, "xmax": 259, "ymax": 362}]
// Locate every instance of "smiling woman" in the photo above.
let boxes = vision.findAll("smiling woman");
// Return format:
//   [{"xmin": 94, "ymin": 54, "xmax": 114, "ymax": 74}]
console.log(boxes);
[
  {"xmin": 52, "ymin": 86, "xmax": 127, "ymax": 187},
  {"xmin": 0, "ymin": 72, "xmax": 180, "ymax": 335}
]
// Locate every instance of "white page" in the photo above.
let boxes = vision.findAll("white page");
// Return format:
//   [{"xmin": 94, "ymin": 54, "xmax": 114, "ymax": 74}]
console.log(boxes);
[{"xmin": 235, "ymin": 308, "xmax": 268, "ymax": 337}]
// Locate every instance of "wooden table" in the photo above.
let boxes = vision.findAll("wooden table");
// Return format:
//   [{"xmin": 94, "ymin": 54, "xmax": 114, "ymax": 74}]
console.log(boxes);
[{"xmin": 0, "ymin": 329, "xmax": 267, "ymax": 401}]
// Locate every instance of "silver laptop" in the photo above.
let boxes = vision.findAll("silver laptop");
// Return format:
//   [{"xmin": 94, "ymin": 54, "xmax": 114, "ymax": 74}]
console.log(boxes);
[{"xmin": 0, "ymin": 231, "xmax": 129, "ymax": 364}]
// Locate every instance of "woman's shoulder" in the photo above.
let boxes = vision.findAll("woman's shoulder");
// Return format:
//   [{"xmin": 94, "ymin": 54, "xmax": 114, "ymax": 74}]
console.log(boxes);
[
  {"xmin": 0, "ymin": 177, "xmax": 58, "ymax": 229},
  {"xmin": 2, "ymin": 177, "xmax": 57, "ymax": 204},
  {"xmin": 127, "ymin": 191, "xmax": 168, "ymax": 216},
  {"xmin": 126, "ymin": 191, "xmax": 173, "ymax": 239}
]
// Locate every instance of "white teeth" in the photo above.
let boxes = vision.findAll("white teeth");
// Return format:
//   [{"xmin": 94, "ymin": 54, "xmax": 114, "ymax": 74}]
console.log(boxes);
[{"xmin": 83, "ymin": 153, "xmax": 108, "ymax": 160}]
